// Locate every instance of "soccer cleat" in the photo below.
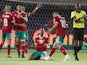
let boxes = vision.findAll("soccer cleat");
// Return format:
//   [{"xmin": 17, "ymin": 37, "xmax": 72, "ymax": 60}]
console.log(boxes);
[
  {"xmin": 40, "ymin": 57, "xmax": 45, "ymax": 60},
  {"xmin": 7, "ymin": 55, "xmax": 12, "ymax": 58},
  {"xmin": 75, "ymin": 57, "xmax": 79, "ymax": 61},
  {"xmin": 63, "ymin": 54, "xmax": 70, "ymax": 61},
  {"xmin": 74, "ymin": 54, "xmax": 79, "ymax": 61},
  {"xmin": 73, "ymin": 53, "xmax": 75, "ymax": 55},
  {"xmin": 22, "ymin": 54, "xmax": 25, "ymax": 58},
  {"xmin": 24, "ymin": 54, "xmax": 28, "ymax": 58},
  {"xmin": 44, "ymin": 56, "xmax": 53, "ymax": 60}
]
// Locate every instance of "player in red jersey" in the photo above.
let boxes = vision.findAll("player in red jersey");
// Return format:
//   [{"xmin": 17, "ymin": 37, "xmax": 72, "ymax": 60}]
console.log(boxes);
[
  {"xmin": 12, "ymin": 5, "xmax": 28, "ymax": 58},
  {"xmin": 44, "ymin": 12, "xmax": 70, "ymax": 61},
  {"xmin": 12, "ymin": 4, "xmax": 41, "ymax": 58},
  {"xmin": 29, "ymin": 28, "xmax": 49, "ymax": 60},
  {"xmin": 0, "ymin": 5, "xmax": 14, "ymax": 58}
]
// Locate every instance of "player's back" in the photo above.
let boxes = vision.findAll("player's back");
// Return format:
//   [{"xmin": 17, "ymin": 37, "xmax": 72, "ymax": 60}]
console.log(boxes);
[
  {"xmin": 53, "ymin": 16, "xmax": 66, "ymax": 36},
  {"xmin": 1, "ymin": 13, "xmax": 13, "ymax": 33}
]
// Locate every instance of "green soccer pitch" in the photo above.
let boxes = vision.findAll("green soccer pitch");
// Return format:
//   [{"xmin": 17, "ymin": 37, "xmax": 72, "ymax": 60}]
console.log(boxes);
[{"xmin": 0, "ymin": 51, "xmax": 87, "ymax": 65}]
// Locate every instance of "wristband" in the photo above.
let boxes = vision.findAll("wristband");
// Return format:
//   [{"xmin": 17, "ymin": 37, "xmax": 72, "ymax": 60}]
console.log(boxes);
[{"xmin": 35, "ymin": 7, "xmax": 38, "ymax": 10}]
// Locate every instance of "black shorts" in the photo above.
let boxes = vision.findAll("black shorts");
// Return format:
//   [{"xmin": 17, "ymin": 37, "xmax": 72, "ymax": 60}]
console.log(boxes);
[{"xmin": 73, "ymin": 28, "xmax": 84, "ymax": 41}]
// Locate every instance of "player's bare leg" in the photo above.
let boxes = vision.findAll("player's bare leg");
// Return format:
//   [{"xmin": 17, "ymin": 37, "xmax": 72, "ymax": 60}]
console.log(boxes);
[
  {"xmin": 15, "ymin": 38, "xmax": 21, "ymax": 58},
  {"xmin": 7, "ymin": 40, "xmax": 12, "ymax": 58},
  {"xmin": 73, "ymin": 40, "xmax": 79, "ymax": 61},
  {"xmin": 77, "ymin": 40, "xmax": 83, "ymax": 53}
]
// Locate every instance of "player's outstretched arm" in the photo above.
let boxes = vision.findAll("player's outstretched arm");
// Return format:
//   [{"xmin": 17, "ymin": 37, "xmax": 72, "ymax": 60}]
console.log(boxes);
[
  {"xmin": 29, "ymin": 4, "xmax": 42, "ymax": 16},
  {"xmin": 47, "ymin": 23, "xmax": 58, "ymax": 34},
  {"xmin": 13, "ymin": 22, "xmax": 26, "ymax": 28}
]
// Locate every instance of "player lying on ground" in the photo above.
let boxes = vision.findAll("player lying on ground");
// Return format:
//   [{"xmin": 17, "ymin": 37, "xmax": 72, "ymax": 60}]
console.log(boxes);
[
  {"xmin": 29, "ymin": 28, "xmax": 49, "ymax": 60},
  {"xmin": 44, "ymin": 12, "xmax": 70, "ymax": 61}
]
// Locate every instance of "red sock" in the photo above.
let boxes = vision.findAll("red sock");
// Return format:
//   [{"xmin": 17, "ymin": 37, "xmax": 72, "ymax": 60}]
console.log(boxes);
[
  {"xmin": 22, "ymin": 44, "xmax": 25, "ymax": 55},
  {"xmin": 49, "ymin": 48, "xmax": 56, "ymax": 57},
  {"xmin": 0, "ymin": 44, "xmax": 3, "ymax": 50},
  {"xmin": 15, "ymin": 44, "xmax": 20, "ymax": 54},
  {"xmin": 7, "ymin": 44, "xmax": 10, "ymax": 56},
  {"xmin": 25, "ymin": 44, "xmax": 28, "ymax": 54},
  {"xmin": 59, "ymin": 46, "xmax": 67, "ymax": 55}
]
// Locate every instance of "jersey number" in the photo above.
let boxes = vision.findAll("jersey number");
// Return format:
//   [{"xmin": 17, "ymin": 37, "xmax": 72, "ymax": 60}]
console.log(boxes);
[
  {"xmin": 60, "ymin": 19, "xmax": 66, "ymax": 28},
  {"xmin": 4, "ymin": 18, "xmax": 8, "ymax": 26}
]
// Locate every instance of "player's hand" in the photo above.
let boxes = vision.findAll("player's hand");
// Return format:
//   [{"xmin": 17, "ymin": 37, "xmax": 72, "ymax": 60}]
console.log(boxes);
[
  {"xmin": 34, "ymin": 43, "xmax": 37, "ymax": 48},
  {"xmin": 66, "ymin": 24, "xmax": 69, "ymax": 29},
  {"xmin": 47, "ymin": 31, "xmax": 50, "ymax": 35},
  {"xmin": 78, "ymin": 15, "xmax": 87, "ymax": 20},
  {"xmin": 44, "ymin": 44, "xmax": 46, "ymax": 47},
  {"xmin": 17, "ymin": 14, "xmax": 22, "ymax": 18},
  {"xmin": 83, "ymin": 15, "xmax": 87, "ymax": 19},
  {"xmin": 20, "ymin": 23, "xmax": 26, "ymax": 28},
  {"xmin": 47, "ymin": 29, "xmax": 51, "ymax": 35},
  {"xmin": 37, "ymin": 3, "xmax": 42, "ymax": 9},
  {"xmin": 22, "ymin": 23, "xmax": 26, "ymax": 28}
]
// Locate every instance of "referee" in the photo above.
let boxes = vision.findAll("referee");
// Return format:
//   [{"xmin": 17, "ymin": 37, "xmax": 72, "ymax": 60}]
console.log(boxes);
[{"xmin": 71, "ymin": 3, "xmax": 87, "ymax": 61}]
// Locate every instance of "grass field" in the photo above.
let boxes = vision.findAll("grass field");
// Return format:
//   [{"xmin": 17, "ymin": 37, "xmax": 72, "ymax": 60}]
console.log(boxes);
[{"xmin": 0, "ymin": 51, "xmax": 87, "ymax": 65}]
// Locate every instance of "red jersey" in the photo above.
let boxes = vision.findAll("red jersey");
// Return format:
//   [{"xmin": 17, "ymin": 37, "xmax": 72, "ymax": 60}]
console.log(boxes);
[
  {"xmin": 53, "ymin": 16, "xmax": 66, "ymax": 36},
  {"xmin": 12, "ymin": 11, "xmax": 28, "ymax": 31},
  {"xmin": 1, "ymin": 13, "xmax": 14, "ymax": 33},
  {"xmin": 35, "ymin": 35, "xmax": 48, "ymax": 52}
]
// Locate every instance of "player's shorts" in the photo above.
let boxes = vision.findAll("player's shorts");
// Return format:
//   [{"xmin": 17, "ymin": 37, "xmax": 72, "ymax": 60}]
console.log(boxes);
[
  {"xmin": 2, "ymin": 33, "xmax": 11, "ymax": 40},
  {"xmin": 73, "ymin": 28, "xmax": 84, "ymax": 41},
  {"xmin": 25, "ymin": 30, "xmax": 28, "ymax": 41},
  {"xmin": 31, "ymin": 51, "xmax": 46, "ymax": 60},
  {"xmin": 14, "ymin": 30, "xmax": 26, "ymax": 41},
  {"xmin": 54, "ymin": 36, "xmax": 64, "ymax": 44}
]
